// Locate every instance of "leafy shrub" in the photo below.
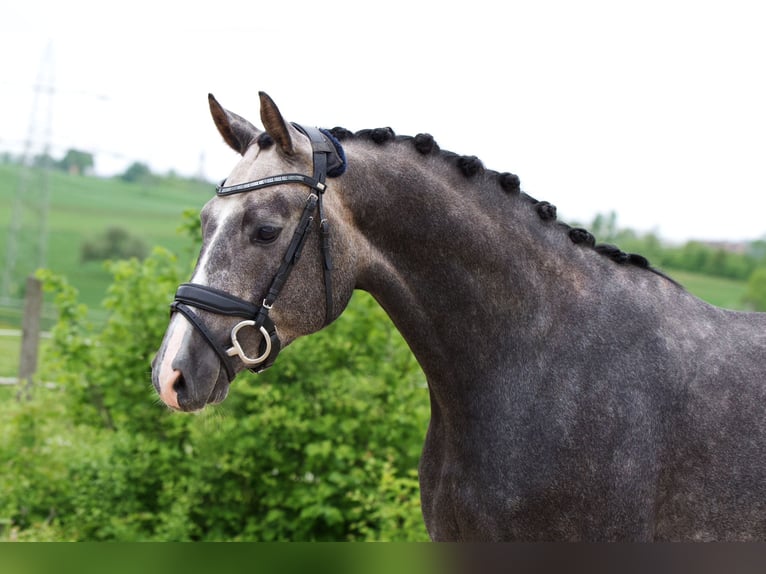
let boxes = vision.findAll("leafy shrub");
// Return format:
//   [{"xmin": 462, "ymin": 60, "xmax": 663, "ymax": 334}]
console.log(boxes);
[
  {"xmin": 744, "ymin": 268, "xmax": 766, "ymax": 311},
  {"xmin": 0, "ymin": 246, "xmax": 430, "ymax": 541},
  {"xmin": 80, "ymin": 226, "xmax": 149, "ymax": 263},
  {"xmin": 120, "ymin": 162, "xmax": 154, "ymax": 184}
]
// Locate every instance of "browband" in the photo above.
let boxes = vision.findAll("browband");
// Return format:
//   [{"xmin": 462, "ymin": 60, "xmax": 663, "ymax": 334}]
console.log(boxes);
[{"xmin": 215, "ymin": 124, "xmax": 346, "ymax": 197}]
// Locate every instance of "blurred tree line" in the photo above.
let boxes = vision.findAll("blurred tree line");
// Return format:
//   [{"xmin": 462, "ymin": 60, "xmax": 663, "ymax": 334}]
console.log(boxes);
[
  {"xmin": 0, "ymin": 148, "xmax": 96, "ymax": 176},
  {"xmin": 590, "ymin": 211, "xmax": 766, "ymax": 310},
  {"xmin": 1, "ymin": 148, "xmax": 157, "ymax": 183}
]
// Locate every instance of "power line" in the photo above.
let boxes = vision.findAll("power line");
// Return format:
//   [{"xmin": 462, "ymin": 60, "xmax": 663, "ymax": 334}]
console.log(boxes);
[{"xmin": 0, "ymin": 79, "xmax": 109, "ymax": 102}]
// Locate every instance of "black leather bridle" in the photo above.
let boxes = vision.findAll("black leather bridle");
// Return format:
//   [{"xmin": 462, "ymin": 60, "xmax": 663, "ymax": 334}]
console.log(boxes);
[{"xmin": 170, "ymin": 124, "xmax": 345, "ymax": 381}]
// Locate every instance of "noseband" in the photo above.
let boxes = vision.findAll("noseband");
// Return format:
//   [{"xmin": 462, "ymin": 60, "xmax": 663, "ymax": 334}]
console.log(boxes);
[{"xmin": 170, "ymin": 124, "xmax": 345, "ymax": 381}]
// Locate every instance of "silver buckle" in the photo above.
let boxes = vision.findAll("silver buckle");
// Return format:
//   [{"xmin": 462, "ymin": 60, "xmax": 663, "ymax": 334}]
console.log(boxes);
[{"xmin": 225, "ymin": 320, "xmax": 272, "ymax": 366}]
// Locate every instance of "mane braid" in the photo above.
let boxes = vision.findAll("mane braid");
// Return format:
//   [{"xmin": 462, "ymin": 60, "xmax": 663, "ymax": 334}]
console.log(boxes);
[
  {"xmin": 324, "ymin": 125, "xmax": 674, "ymax": 283},
  {"xmin": 328, "ymin": 127, "xmax": 354, "ymax": 141},
  {"xmin": 413, "ymin": 133, "xmax": 438, "ymax": 155},
  {"xmin": 256, "ymin": 132, "xmax": 274, "ymax": 149},
  {"xmin": 456, "ymin": 156, "xmax": 484, "ymax": 178}
]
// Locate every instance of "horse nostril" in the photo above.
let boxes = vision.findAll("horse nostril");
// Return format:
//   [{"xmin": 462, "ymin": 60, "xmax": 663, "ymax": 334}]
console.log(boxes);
[
  {"xmin": 159, "ymin": 368, "xmax": 183, "ymax": 410},
  {"xmin": 173, "ymin": 371, "xmax": 187, "ymax": 395}
]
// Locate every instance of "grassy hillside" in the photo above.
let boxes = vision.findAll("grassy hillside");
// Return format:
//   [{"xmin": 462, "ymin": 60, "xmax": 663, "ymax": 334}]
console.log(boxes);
[
  {"xmin": 665, "ymin": 269, "xmax": 749, "ymax": 310},
  {"xmin": 0, "ymin": 163, "xmax": 210, "ymax": 311},
  {"xmin": 1, "ymin": 162, "xmax": 755, "ymax": 316}
]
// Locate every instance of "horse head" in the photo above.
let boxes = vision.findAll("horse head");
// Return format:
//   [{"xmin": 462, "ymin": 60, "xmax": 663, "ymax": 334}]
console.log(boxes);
[{"xmin": 152, "ymin": 92, "xmax": 356, "ymax": 411}]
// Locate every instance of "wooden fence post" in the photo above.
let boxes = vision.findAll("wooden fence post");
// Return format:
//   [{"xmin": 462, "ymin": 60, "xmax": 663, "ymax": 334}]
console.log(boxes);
[{"xmin": 16, "ymin": 276, "xmax": 42, "ymax": 401}]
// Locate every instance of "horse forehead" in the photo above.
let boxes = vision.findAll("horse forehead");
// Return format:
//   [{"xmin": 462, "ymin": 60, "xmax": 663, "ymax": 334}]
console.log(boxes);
[
  {"xmin": 223, "ymin": 145, "xmax": 267, "ymax": 183},
  {"xmin": 203, "ymin": 147, "xmax": 277, "ymax": 224},
  {"xmin": 227, "ymin": 136, "xmax": 312, "ymax": 185},
  {"xmin": 202, "ymin": 193, "xmax": 243, "ymax": 227}
]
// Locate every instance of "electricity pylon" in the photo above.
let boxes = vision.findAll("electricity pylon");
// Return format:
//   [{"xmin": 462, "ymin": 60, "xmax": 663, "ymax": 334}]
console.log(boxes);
[{"xmin": 1, "ymin": 43, "xmax": 54, "ymax": 301}]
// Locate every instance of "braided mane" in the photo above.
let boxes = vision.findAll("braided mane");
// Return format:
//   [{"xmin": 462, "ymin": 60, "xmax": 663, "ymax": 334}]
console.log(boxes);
[{"xmin": 258, "ymin": 125, "xmax": 673, "ymax": 282}]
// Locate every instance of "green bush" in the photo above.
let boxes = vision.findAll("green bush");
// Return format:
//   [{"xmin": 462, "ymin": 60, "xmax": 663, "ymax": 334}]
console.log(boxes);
[
  {"xmin": 744, "ymin": 268, "xmax": 766, "ymax": 311},
  {"xmin": 0, "ymin": 246, "xmax": 430, "ymax": 541},
  {"xmin": 119, "ymin": 161, "xmax": 154, "ymax": 184},
  {"xmin": 80, "ymin": 226, "xmax": 149, "ymax": 263}
]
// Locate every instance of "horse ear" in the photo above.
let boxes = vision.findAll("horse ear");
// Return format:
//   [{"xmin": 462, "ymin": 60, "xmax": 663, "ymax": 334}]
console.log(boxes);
[
  {"xmin": 208, "ymin": 93, "xmax": 260, "ymax": 155},
  {"xmin": 259, "ymin": 91, "xmax": 295, "ymax": 156}
]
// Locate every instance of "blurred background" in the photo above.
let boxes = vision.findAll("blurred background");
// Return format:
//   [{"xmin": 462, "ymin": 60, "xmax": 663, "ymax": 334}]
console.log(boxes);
[{"xmin": 1, "ymin": 0, "xmax": 765, "ymax": 542}]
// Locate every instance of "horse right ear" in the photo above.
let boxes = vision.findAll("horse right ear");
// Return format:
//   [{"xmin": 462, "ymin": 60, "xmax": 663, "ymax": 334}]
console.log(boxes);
[
  {"xmin": 259, "ymin": 91, "xmax": 295, "ymax": 156},
  {"xmin": 208, "ymin": 93, "xmax": 261, "ymax": 155}
]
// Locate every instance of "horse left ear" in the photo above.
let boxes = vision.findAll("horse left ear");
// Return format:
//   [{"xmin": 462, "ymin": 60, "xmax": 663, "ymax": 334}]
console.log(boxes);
[
  {"xmin": 208, "ymin": 93, "xmax": 261, "ymax": 155},
  {"xmin": 259, "ymin": 91, "xmax": 295, "ymax": 156}
]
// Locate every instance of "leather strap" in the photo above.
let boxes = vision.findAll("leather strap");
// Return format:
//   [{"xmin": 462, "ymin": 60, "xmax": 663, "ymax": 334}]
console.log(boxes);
[
  {"xmin": 171, "ymin": 302, "xmax": 237, "ymax": 381},
  {"xmin": 171, "ymin": 285, "xmax": 282, "ymax": 377},
  {"xmin": 296, "ymin": 124, "xmax": 335, "ymax": 322},
  {"xmin": 262, "ymin": 193, "xmax": 318, "ymax": 310},
  {"xmin": 217, "ymin": 174, "xmax": 326, "ymax": 196},
  {"xmin": 175, "ymin": 283, "xmax": 259, "ymax": 317}
]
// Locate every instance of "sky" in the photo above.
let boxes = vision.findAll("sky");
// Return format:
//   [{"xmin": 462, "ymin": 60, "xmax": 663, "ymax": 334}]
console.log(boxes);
[{"xmin": 2, "ymin": 0, "xmax": 765, "ymax": 243}]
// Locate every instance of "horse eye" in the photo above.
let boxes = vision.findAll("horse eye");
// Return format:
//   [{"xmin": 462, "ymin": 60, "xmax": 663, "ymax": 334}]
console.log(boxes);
[{"xmin": 254, "ymin": 225, "xmax": 281, "ymax": 243}]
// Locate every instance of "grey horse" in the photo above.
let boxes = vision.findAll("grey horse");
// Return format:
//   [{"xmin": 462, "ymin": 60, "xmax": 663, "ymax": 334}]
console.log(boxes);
[{"xmin": 152, "ymin": 92, "xmax": 766, "ymax": 541}]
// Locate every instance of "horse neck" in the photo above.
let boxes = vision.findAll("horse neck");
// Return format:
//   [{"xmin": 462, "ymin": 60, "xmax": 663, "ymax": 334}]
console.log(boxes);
[{"xmin": 338, "ymin": 140, "xmax": 598, "ymax": 388}]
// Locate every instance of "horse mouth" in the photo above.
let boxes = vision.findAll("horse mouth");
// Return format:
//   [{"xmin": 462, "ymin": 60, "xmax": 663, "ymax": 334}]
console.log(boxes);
[
  {"xmin": 152, "ymin": 354, "xmax": 230, "ymax": 412},
  {"xmin": 174, "ymin": 372, "xmax": 230, "ymax": 412}
]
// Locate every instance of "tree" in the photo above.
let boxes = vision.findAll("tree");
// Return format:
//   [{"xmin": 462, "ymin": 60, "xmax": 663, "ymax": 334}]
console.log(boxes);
[
  {"xmin": 32, "ymin": 152, "xmax": 56, "ymax": 169},
  {"xmin": 80, "ymin": 226, "xmax": 148, "ymax": 262},
  {"xmin": 58, "ymin": 149, "xmax": 94, "ymax": 175},
  {"xmin": 120, "ymin": 162, "xmax": 153, "ymax": 183},
  {"xmin": 591, "ymin": 211, "xmax": 619, "ymax": 243},
  {"xmin": 744, "ymin": 268, "xmax": 766, "ymax": 311},
  {"xmin": 748, "ymin": 240, "xmax": 766, "ymax": 264}
]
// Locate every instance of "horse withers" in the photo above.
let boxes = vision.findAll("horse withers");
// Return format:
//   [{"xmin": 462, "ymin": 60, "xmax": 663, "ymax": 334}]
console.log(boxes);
[{"xmin": 152, "ymin": 92, "xmax": 766, "ymax": 541}]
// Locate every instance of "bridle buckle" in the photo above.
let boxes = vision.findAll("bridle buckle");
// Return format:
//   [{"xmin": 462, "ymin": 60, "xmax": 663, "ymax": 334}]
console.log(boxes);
[{"xmin": 226, "ymin": 320, "xmax": 273, "ymax": 367}]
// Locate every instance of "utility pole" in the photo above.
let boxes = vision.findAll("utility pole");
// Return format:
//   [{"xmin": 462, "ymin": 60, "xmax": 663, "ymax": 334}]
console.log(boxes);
[{"xmin": 1, "ymin": 43, "xmax": 55, "ymax": 302}]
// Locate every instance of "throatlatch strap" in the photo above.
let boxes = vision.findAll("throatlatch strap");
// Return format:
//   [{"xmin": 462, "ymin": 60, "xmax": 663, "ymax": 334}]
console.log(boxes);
[
  {"xmin": 318, "ymin": 194, "xmax": 334, "ymax": 322},
  {"xmin": 296, "ymin": 124, "xmax": 335, "ymax": 323}
]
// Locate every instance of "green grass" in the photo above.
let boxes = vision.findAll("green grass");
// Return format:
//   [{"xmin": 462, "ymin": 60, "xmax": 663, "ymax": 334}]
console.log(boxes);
[
  {"xmin": 0, "ymin": 386, "xmax": 16, "ymax": 401},
  {"xmin": 0, "ymin": 163, "xmax": 209, "ymax": 310},
  {"xmin": 0, "ymin": 334, "xmax": 52, "ymax": 378},
  {"xmin": 0, "ymin": 334, "xmax": 21, "ymax": 377},
  {"xmin": 665, "ymin": 269, "xmax": 748, "ymax": 310},
  {"xmin": 0, "ymin": 162, "xmax": 212, "ymax": 378}
]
